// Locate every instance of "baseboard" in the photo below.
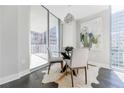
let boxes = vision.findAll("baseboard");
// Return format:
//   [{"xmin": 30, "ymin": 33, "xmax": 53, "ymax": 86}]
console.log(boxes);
[
  {"xmin": 0, "ymin": 73, "xmax": 19, "ymax": 85},
  {"xmin": 18, "ymin": 69, "xmax": 30, "ymax": 77},
  {"xmin": 0, "ymin": 69, "xmax": 30, "ymax": 85},
  {"xmin": 30, "ymin": 63, "xmax": 48, "ymax": 73}
]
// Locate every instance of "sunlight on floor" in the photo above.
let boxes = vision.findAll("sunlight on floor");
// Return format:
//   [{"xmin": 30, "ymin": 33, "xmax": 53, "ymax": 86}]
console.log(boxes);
[{"xmin": 30, "ymin": 54, "xmax": 48, "ymax": 69}]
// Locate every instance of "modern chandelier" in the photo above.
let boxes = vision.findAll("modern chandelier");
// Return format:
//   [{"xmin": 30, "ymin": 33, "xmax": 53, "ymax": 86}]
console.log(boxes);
[{"xmin": 64, "ymin": 6, "xmax": 75, "ymax": 23}]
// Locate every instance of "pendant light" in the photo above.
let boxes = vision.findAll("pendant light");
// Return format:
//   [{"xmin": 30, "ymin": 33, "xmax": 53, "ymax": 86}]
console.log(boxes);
[{"xmin": 64, "ymin": 5, "xmax": 75, "ymax": 23}]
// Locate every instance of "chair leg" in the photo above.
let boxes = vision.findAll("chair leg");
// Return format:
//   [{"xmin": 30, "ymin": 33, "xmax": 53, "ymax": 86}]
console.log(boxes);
[
  {"xmin": 65, "ymin": 63, "xmax": 67, "ymax": 75},
  {"xmin": 71, "ymin": 68, "xmax": 74, "ymax": 87},
  {"xmin": 48, "ymin": 63, "xmax": 51, "ymax": 74},
  {"xmin": 73, "ymin": 70, "xmax": 77, "ymax": 76},
  {"xmin": 60, "ymin": 61, "xmax": 63, "ymax": 70},
  {"xmin": 84, "ymin": 67, "xmax": 87, "ymax": 84}
]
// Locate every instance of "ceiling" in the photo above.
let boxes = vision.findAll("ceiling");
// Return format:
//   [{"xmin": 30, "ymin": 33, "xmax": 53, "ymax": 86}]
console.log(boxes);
[{"xmin": 45, "ymin": 5, "xmax": 109, "ymax": 21}]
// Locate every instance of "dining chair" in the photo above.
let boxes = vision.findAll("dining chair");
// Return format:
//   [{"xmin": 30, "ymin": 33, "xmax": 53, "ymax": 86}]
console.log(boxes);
[
  {"xmin": 66, "ymin": 48, "xmax": 89, "ymax": 87},
  {"xmin": 47, "ymin": 48, "xmax": 63, "ymax": 74}
]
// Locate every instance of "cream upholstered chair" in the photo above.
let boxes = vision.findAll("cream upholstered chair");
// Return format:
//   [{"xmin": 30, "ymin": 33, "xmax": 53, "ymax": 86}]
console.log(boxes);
[
  {"xmin": 47, "ymin": 48, "xmax": 63, "ymax": 74},
  {"xmin": 66, "ymin": 48, "xmax": 89, "ymax": 87}
]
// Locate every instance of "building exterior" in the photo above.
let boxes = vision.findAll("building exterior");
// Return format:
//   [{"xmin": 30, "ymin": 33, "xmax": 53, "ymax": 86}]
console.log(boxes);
[
  {"xmin": 31, "ymin": 26, "xmax": 59, "ymax": 57},
  {"xmin": 111, "ymin": 10, "xmax": 124, "ymax": 69}
]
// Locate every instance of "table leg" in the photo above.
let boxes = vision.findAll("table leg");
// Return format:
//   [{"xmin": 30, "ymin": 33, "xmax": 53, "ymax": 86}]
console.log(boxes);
[{"xmin": 61, "ymin": 64, "xmax": 77, "ymax": 76}]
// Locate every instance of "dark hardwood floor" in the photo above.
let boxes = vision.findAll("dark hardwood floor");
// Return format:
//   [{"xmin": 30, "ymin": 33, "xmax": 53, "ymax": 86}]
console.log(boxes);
[
  {"xmin": 0, "ymin": 66, "xmax": 124, "ymax": 88},
  {"xmin": 0, "ymin": 67, "xmax": 58, "ymax": 88}
]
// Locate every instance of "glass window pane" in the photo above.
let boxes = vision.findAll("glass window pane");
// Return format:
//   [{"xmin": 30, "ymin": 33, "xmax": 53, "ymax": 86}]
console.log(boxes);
[
  {"xmin": 30, "ymin": 6, "xmax": 48, "ymax": 69},
  {"xmin": 49, "ymin": 14, "xmax": 59, "ymax": 57},
  {"xmin": 111, "ymin": 6, "xmax": 124, "ymax": 70}
]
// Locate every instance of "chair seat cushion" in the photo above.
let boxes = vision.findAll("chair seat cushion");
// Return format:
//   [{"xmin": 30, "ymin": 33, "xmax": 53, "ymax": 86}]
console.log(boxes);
[{"xmin": 49, "ymin": 57, "xmax": 63, "ymax": 62}]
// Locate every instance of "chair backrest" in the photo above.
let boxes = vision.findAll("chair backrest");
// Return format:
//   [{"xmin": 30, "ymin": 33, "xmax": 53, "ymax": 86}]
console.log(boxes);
[{"xmin": 71, "ymin": 48, "xmax": 89, "ymax": 68}]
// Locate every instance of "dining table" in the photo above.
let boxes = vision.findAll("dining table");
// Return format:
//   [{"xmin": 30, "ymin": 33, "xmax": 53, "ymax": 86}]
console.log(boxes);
[{"xmin": 60, "ymin": 47, "xmax": 77, "ymax": 76}]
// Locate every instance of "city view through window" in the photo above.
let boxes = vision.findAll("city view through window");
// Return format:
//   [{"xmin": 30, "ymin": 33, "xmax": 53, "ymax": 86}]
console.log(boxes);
[
  {"xmin": 30, "ymin": 6, "xmax": 60, "ymax": 69},
  {"xmin": 31, "ymin": 26, "xmax": 59, "ymax": 58},
  {"xmin": 111, "ymin": 6, "xmax": 124, "ymax": 70}
]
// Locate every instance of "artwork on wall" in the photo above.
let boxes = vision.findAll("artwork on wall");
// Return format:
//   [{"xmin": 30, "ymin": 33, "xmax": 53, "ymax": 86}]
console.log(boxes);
[{"xmin": 80, "ymin": 17, "xmax": 103, "ymax": 51}]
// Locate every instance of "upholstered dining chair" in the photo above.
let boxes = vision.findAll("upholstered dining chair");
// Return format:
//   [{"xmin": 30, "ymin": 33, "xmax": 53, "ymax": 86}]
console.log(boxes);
[
  {"xmin": 47, "ymin": 48, "xmax": 63, "ymax": 74},
  {"xmin": 66, "ymin": 48, "xmax": 89, "ymax": 87}
]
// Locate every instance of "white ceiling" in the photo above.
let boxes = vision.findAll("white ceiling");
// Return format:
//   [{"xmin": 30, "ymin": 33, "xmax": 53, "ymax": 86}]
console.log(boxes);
[{"xmin": 45, "ymin": 5, "xmax": 109, "ymax": 21}]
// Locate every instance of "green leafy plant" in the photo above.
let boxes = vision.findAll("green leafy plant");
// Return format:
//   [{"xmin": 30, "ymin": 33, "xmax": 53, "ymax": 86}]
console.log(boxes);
[{"xmin": 80, "ymin": 32, "xmax": 100, "ymax": 48}]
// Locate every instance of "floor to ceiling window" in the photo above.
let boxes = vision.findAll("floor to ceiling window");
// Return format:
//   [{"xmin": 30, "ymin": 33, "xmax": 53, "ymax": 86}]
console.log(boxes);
[
  {"xmin": 49, "ymin": 13, "xmax": 60, "ymax": 57},
  {"xmin": 30, "ymin": 6, "xmax": 61, "ymax": 70},
  {"xmin": 111, "ymin": 6, "xmax": 124, "ymax": 70},
  {"xmin": 30, "ymin": 6, "xmax": 48, "ymax": 69}
]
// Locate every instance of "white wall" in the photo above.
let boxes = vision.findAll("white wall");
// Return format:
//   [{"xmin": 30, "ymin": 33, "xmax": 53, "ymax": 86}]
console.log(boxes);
[
  {"xmin": 0, "ymin": 6, "xmax": 3, "ymax": 78},
  {"xmin": 63, "ymin": 21, "xmax": 77, "ymax": 48},
  {"xmin": 77, "ymin": 8, "xmax": 111, "ymax": 67},
  {"xmin": 0, "ymin": 6, "xmax": 18, "ymax": 79},
  {"xmin": 0, "ymin": 6, "xmax": 30, "ymax": 84},
  {"xmin": 62, "ymin": 7, "xmax": 110, "ymax": 68}
]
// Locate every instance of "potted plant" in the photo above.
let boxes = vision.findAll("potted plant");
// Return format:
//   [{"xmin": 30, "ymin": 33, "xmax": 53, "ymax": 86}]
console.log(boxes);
[{"xmin": 80, "ymin": 28, "xmax": 100, "ymax": 50}]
